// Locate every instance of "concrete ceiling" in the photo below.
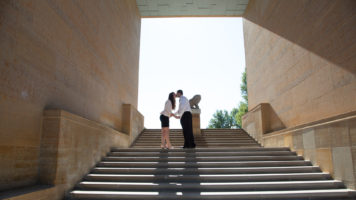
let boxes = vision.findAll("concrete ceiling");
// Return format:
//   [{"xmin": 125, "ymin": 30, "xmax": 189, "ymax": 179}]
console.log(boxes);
[{"xmin": 136, "ymin": 0, "xmax": 249, "ymax": 17}]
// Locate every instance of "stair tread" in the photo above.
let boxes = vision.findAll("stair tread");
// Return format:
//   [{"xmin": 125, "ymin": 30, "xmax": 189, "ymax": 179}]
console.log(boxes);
[
  {"xmin": 69, "ymin": 129, "xmax": 355, "ymax": 200},
  {"xmin": 70, "ymin": 189, "xmax": 356, "ymax": 199},
  {"xmin": 77, "ymin": 180, "xmax": 345, "ymax": 191}
]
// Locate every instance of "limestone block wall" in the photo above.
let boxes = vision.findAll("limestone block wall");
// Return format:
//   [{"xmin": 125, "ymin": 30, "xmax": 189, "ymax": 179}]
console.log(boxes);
[
  {"xmin": 0, "ymin": 0, "xmax": 141, "ymax": 191},
  {"xmin": 39, "ymin": 109, "xmax": 131, "ymax": 199},
  {"xmin": 263, "ymin": 112, "xmax": 356, "ymax": 189},
  {"xmin": 122, "ymin": 104, "xmax": 145, "ymax": 143},
  {"xmin": 243, "ymin": 0, "xmax": 356, "ymax": 129},
  {"xmin": 242, "ymin": 103, "xmax": 285, "ymax": 143},
  {"xmin": 242, "ymin": 0, "xmax": 356, "ymax": 189}
]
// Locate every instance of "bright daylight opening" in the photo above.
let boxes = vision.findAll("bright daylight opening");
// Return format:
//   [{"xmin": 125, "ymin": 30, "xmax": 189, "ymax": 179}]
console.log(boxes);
[{"xmin": 138, "ymin": 17, "xmax": 246, "ymax": 129}]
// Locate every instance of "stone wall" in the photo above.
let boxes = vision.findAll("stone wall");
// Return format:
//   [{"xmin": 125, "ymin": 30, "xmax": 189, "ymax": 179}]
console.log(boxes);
[
  {"xmin": 1, "ymin": 109, "xmax": 133, "ymax": 200},
  {"xmin": 243, "ymin": 0, "xmax": 356, "ymax": 129},
  {"xmin": 242, "ymin": 0, "xmax": 356, "ymax": 189},
  {"xmin": 242, "ymin": 103, "xmax": 285, "ymax": 143},
  {"xmin": 0, "ymin": 0, "xmax": 141, "ymax": 191},
  {"xmin": 40, "ymin": 109, "xmax": 131, "ymax": 199},
  {"xmin": 262, "ymin": 112, "xmax": 356, "ymax": 189},
  {"xmin": 122, "ymin": 104, "xmax": 145, "ymax": 144}
]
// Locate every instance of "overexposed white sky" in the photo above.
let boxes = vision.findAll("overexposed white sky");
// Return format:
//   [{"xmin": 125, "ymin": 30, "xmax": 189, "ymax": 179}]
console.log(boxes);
[{"xmin": 138, "ymin": 18, "xmax": 245, "ymax": 128}]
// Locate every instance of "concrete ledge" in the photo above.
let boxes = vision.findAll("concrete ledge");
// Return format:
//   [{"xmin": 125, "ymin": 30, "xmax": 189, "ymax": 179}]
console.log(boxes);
[
  {"xmin": 37, "ymin": 109, "xmax": 130, "ymax": 200},
  {"xmin": 122, "ymin": 104, "xmax": 145, "ymax": 143},
  {"xmin": 242, "ymin": 103, "xmax": 285, "ymax": 143}
]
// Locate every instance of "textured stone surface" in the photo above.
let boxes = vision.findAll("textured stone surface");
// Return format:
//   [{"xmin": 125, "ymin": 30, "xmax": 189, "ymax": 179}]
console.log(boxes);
[
  {"xmin": 242, "ymin": 103, "xmax": 285, "ymax": 144},
  {"xmin": 302, "ymin": 129, "xmax": 316, "ymax": 149},
  {"xmin": 243, "ymin": 0, "xmax": 356, "ymax": 129},
  {"xmin": 192, "ymin": 108, "xmax": 201, "ymax": 135},
  {"xmin": 0, "ymin": 185, "xmax": 60, "ymax": 200},
  {"xmin": 243, "ymin": 0, "xmax": 356, "ymax": 188},
  {"xmin": 0, "ymin": 0, "xmax": 141, "ymax": 191},
  {"xmin": 261, "ymin": 114, "xmax": 356, "ymax": 189},
  {"xmin": 38, "ymin": 109, "xmax": 130, "ymax": 200},
  {"xmin": 136, "ymin": 0, "xmax": 249, "ymax": 17},
  {"xmin": 122, "ymin": 104, "xmax": 145, "ymax": 143},
  {"xmin": 333, "ymin": 147, "xmax": 355, "ymax": 188},
  {"xmin": 316, "ymin": 148, "xmax": 333, "ymax": 174}
]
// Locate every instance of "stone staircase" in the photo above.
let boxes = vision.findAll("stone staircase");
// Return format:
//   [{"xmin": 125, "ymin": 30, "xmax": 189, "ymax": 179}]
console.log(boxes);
[
  {"xmin": 131, "ymin": 129, "xmax": 260, "ymax": 148},
  {"xmin": 69, "ymin": 129, "xmax": 356, "ymax": 199}
]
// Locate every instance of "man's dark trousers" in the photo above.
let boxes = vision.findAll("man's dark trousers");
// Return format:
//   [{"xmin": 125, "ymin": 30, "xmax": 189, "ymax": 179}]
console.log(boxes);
[{"xmin": 180, "ymin": 111, "xmax": 196, "ymax": 148}]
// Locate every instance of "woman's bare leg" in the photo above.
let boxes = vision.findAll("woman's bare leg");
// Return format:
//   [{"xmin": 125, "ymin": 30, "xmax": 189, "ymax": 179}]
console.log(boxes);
[
  {"xmin": 161, "ymin": 128, "xmax": 165, "ymax": 148},
  {"xmin": 165, "ymin": 128, "xmax": 173, "ymax": 149}
]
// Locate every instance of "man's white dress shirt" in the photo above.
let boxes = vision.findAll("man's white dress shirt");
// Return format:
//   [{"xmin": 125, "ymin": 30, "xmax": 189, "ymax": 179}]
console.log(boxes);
[{"xmin": 176, "ymin": 96, "xmax": 192, "ymax": 116}]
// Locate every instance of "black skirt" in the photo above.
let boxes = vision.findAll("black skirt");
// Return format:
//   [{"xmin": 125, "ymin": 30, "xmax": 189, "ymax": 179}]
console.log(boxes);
[{"xmin": 160, "ymin": 114, "xmax": 169, "ymax": 128}]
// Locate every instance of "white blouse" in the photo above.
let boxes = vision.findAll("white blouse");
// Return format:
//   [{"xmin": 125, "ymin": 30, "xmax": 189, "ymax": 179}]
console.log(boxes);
[{"xmin": 160, "ymin": 100, "xmax": 173, "ymax": 117}]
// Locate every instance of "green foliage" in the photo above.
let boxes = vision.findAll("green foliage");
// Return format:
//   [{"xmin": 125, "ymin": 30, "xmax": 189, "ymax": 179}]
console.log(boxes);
[
  {"xmin": 208, "ymin": 68, "xmax": 248, "ymax": 129},
  {"xmin": 208, "ymin": 109, "xmax": 239, "ymax": 128},
  {"xmin": 235, "ymin": 101, "xmax": 248, "ymax": 127},
  {"xmin": 241, "ymin": 69, "xmax": 248, "ymax": 103},
  {"xmin": 235, "ymin": 68, "xmax": 248, "ymax": 127}
]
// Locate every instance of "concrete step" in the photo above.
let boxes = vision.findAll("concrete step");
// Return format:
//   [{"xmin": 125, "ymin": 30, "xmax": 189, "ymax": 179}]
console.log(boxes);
[
  {"xmin": 131, "ymin": 145, "xmax": 261, "ymax": 148},
  {"xmin": 139, "ymin": 135, "xmax": 251, "ymax": 137},
  {"xmin": 84, "ymin": 172, "xmax": 332, "ymax": 182},
  {"xmin": 96, "ymin": 160, "xmax": 311, "ymax": 168},
  {"xmin": 133, "ymin": 141, "xmax": 256, "ymax": 144},
  {"xmin": 135, "ymin": 137, "xmax": 254, "ymax": 140},
  {"xmin": 111, "ymin": 147, "xmax": 290, "ymax": 152},
  {"xmin": 140, "ymin": 131, "xmax": 248, "ymax": 134},
  {"xmin": 91, "ymin": 166, "xmax": 321, "ymax": 175},
  {"xmin": 76, "ymin": 180, "xmax": 344, "ymax": 191},
  {"xmin": 70, "ymin": 189, "xmax": 356, "ymax": 199},
  {"xmin": 135, "ymin": 139, "xmax": 255, "ymax": 142},
  {"xmin": 68, "ymin": 128, "xmax": 356, "ymax": 200},
  {"xmin": 102, "ymin": 155, "xmax": 304, "ymax": 162},
  {"xmin": 133, "ymin": 143, "xmax": 259, "ymax": 146},
  {"xmin": 108, "ymin": 151, "xmax": 296, "ymax": 157},
  {"xmin": 143, "ymin": 129, "xmax": 244, "ymax": 132},
  {"xmin": 133, "ymin": 141, "xmax": 257, "ymax": 144},
  {"xmin": 140, "ymin": 133, "xmax": 249, "ymax": 136}
]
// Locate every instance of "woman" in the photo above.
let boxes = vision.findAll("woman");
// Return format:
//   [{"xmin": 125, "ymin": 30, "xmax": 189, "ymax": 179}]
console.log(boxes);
[{"xmin": 160, "ymin": 92, "xmax": 178, "ymax": 149}]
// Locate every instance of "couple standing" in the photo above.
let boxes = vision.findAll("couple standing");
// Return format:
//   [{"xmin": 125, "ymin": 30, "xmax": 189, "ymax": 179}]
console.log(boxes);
[{"xmin": 160, "ymin": 90, "xmax": 196, "ymax": 149}]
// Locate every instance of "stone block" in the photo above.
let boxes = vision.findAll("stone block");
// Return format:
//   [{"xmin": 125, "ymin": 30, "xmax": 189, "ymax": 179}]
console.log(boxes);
[
  {"xmin": 292, "ymin": 131, "xmax": 303, "ymax": 149},
  {"xmin": 332, "ymin": 147, "xmax": 355, "ymax": 187},
  {"xmin": 191, "ymin": 109, "xmax": 201, "ymax": 136},
  {"xmin": 315, "ymin": 148, "xmax": 333, "ymax": 174},
  {"xmin": 283, "ymin": 133, "xmax": 293, "ymax": 149},
  {"xmin": 38, "ymin": 109, "xmax": 131, "ymax": 198},
  {"xmin": 303, "ymin": 149, "xmax": 316, "ymax": 164},
  {"xmin": 302, "ymin": 129, "xmax": 315, "ymax": 149},
  {"xmin": 296, "ymin": 149, "xmax": 304, "ymax": 157},
  {"xmin": 122, "ymin": 104, "xmax": 145, "ymax": 143},
  {"xmin": 349, "ymin": 118, "xmax": 356, "ymax": 146},
  {"xmin": 331, "ymin": 121, "xmax": 350, "ymax": 147},
  {"xmin": 314, "ymin": 126, "xmax": 331, "ymax": 148}
]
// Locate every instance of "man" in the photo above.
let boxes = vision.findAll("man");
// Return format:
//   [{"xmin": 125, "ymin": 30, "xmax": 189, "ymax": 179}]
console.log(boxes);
[{"xmin": 175, "ymin": 90, "xmax": 196, "ymax": 148}]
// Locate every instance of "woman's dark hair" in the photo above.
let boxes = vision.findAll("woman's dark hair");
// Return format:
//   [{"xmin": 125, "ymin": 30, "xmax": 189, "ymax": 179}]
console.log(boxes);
[{"xmin": 168, "ymin": 92, "xmax": 176, "ymax": 110}]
